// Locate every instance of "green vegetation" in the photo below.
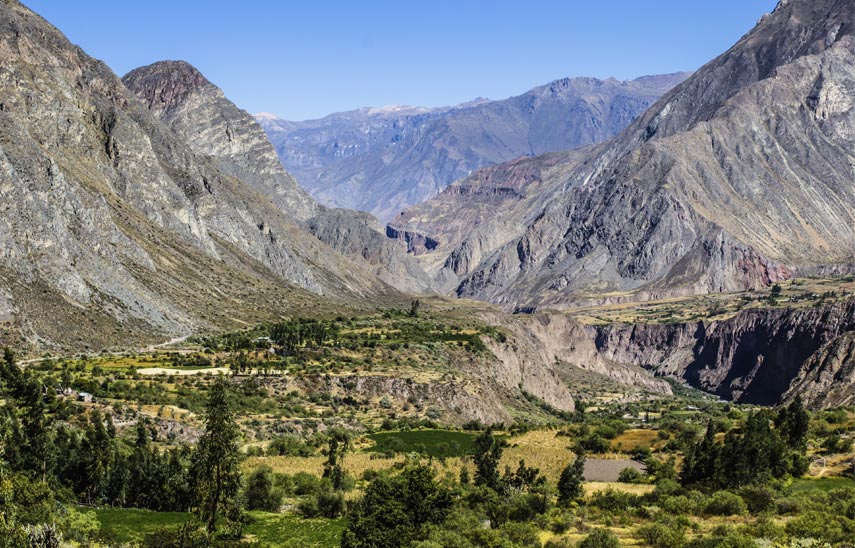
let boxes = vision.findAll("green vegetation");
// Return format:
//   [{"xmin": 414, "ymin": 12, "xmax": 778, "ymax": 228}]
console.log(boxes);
[
  {"xmin": 368, "ymin": 430, "xmax": 484, "ymax": 458},
  {"xmin": 2, "ymin": 300, "xmax": 855, "ymax": 547}
]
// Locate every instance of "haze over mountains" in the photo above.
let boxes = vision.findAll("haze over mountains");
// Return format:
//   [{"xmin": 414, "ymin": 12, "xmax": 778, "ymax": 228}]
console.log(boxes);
[{"xmin": 258, "ymin": 74, "xmax": 689, "ymax": 221}]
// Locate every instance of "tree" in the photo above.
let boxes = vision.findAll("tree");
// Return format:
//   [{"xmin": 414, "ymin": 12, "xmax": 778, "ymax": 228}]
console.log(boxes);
[
  {"xmin": 190, "ymin": 377, "xmax": 243, "ymax": 537},
  {"xmin": 0, "ymin": 348, "xmax": 55, "ymax": 483},
  {"xmin": 244, "ymin": 466, "xmax": 282, "ymax": 512},
  {"xmin": 473, "ymin": 428, "xmax": 503, "ymax": 491},
  {"xmin": 776, "ymin": 396, "xmax": 809, "ymax": 450},
  {"xmin": 409, "ymin": 299, "xmax": 421, "ymax": 318},
  {"xmin": 341, "ymin": 465, "xmax": 452, "ymax": 548},
  {"xmin": 557, "ymin": 451, "xmax": 586, "ymax": 505},
  {"xmin": 323, "ymin": 428, "xmax": 351, "ymax": 491}
]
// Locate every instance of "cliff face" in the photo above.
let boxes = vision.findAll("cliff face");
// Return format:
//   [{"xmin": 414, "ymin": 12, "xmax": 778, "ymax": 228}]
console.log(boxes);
[
  {"xmin": 259, "ymin": 74, "xmax": 688, "ymax": 222},
  {"xmin": 391, "ymin": 0, "xmax": 855, "ymax": 309},
  {"xmin": 592, "ymin": 299, "xmax": 855, "ymax": 407},
  {"xmin": 123, "ymin": 61, "xmax": 318, "ymax": 221},
  {"xmin": 123, "ymin": 60, "xmax": 432, "ymax": 295},
  {"xmin": 0, "ymin": 1, "xmax": 392, "ymax": 350}
]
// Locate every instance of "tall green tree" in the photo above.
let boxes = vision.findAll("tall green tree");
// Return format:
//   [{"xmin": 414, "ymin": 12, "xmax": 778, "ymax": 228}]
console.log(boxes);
[
  {"xmin": 323, "ymin": 428, "xmax": 351, "ymax": 491},
  {"xmin": 558, "ymin": 451, "xmax": 586, "ymax": 505},
  {"xmin": 472, "ymin": 428, "xmax": 503, "ymax": 491},
  {"xmin": 190, "ymin": 377, "xmax": 243, "ymax": 537},
  {"xmin": 341, "ymin": 465, "xmax": 451, "ymax": 548},
  {"xmin": 776, "ymin": 396, "xmax": 810, "ymax": 450},
  {"xmin": 0, "ymin": 348, "xmax": 54, "ymax": 483}
]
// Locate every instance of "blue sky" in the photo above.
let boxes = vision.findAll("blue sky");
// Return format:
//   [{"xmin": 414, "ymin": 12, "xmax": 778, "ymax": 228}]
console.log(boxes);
[{"xmin": 24, "ymin": 1, "xmax": 778, "ymax": 121}]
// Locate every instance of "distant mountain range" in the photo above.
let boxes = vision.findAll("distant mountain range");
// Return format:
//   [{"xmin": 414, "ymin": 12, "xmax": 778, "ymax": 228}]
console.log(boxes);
[
  {"xmin": 257, "ymin": 73, "xmax": 689, "ymax": 221},
  {"xmin": 390, "ymin": 0, "xmax": 855, "ymax": 310}
]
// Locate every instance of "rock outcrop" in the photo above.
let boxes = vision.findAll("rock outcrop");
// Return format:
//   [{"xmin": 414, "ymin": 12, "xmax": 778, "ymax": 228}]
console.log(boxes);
[
  {"xmin": 123, "ymin": 61, "xmax": 318, "ymax": 221},
  {"xmin": 592, "ymin": 299, "xmax": 855, "ymax": 407},
  {"xmin": 259, "ymin": 74, "xmax": 688, "ymax": 222}
]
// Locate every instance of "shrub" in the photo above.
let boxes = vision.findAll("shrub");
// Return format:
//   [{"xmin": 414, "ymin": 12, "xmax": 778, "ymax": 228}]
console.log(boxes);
[
  {"xmin": 636, "ymin": 522, "xmax": 686, "ymax": 548},
  {"xmin": 653, "ymin": 479, "xmax": 682, "ymax": 500},
  {"xmin": 579, "ymin": 528, "xmax": 620, "ymax": 548},
  {"xmin": 785, "ymin": 510, "xmax": 847, "ymax": 543},
  {"xmin": 291, "ymin": 472, "xmax": 322, "ymax": 496},
  {"xmin": 618, "ymin": 467, "xmax": 645, "ymax": 483},
  {"xmin": 737, "ymin": 485, "xmax": 775, "ymax": 514},
  {"xmin": 703, "ymin": 491, "xmax": 747, "ymax": 516},
  {"xmin": 244, "ymin": 466, "xmax": 283, "ymax": 512},
  {"xmin": 590, "ymin": 488, "xmax": 640, "ymax": 512}
]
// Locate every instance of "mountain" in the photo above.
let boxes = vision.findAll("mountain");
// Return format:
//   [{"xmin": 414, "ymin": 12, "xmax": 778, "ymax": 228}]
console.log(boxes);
[
  {"xmin": 390, "ymin": 0, "xmax": 855, "ymax": 310},
  {"xmin": 0, "ymin": 0, "xmax": 395, "ymax": 351},
  {"xmin": 258, "ymin": 74, "xmax": 689, "ymax": 222},
  {"xmin": 123, "ymin": 61, "xmax": 433, "ymax": 294},
  {"xmin": 123, "ymin": 61, "xmax": 318, "ymax": 221}
]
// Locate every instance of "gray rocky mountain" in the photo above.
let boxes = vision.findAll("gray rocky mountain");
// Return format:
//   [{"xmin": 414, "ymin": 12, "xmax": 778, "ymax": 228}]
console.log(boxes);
[
  {"xmin": 391, "ymin": 0, "xmax": 855, "ymax": 311},
  {"xmin": 0, "ymin": 0, "xmax": 394, "ymax": 351},
  {"xmin": 258, "ymin": 74, "xmax": 688, "ymax": 222},
  {"xmin": 123, "ymin": 61, "xmax": 318, "ymax": 221},
  {"xmin": 123, "ymin": 60, "xmax": 433, "ymax": 294}
]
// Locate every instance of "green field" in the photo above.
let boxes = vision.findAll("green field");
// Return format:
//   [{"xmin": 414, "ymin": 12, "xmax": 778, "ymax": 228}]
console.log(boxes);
[
  {"xmin": 788, "ymin": 476, "xmax": 855, "ymax": 493},
  {"xmin": 368, "ymin": 429, "xmax": 489, "ymax": 458},
  {"xmin": 93, "ymin": 508, "xmax": 190, "ymax": 543},
  {"xmin": 94, "ymin": 508, "xmax": 344, "ymax": 546},
  {"xmin": 245, "ymin": 512, "xmax": 345, "ymax": 547}
]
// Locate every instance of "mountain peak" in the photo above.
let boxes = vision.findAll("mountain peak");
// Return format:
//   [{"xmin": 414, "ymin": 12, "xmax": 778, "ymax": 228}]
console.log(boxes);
[{"xmin": 123, "ymin": 60, "xmax": 217, "ymax": 116}]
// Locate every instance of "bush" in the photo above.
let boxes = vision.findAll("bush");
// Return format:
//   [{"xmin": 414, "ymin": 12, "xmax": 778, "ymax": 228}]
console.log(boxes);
[
  {"xmin": 636, "ymin": 522, "xmax": 686, "ymax": 548},
  {"xmin": 291, "ymin": 472, "xmax": 321, "ymax": 496},
  {"xmin": 703, "ymin": 491, "xmax": 747, "ymax": 516},
  {"xmin": 590, "ymin": 488, "xmax": 640, "ymax": 512},
  {"xmin": 737, "ymin": 485, "xmax": 775, "ymax": 514},
  {"xmin": 244, "ymin": 466, "xmax": 283, "ymax": 512},
  {"xmin": 660, "ymin": 495, "xmax": 695, "ymax": 516},
  {"xmin": 579, "ymin": 528, "xmax": 620, "ymax": 548},
  {"xmin": 618, "ymin": 467, "xmax": 645, "ymax": 483},
  {"xmin": 267, "ymin": 435, "xmax": 314, "ymax": 457},
  {"xmin": 785, "ymin": 510, "xmax": 848, "ymax": 543},
  {"xmin": 653, "ymin": 479, "xmax": 682, "ymax": 500}
]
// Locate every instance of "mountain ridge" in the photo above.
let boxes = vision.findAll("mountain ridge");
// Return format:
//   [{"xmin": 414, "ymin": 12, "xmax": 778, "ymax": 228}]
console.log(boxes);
[
  {"xmin": 258, "ymin": 72, "xmax": 690, "ymax": 221},
  {"xmin": 390, "ymin": 0, "xmax": 855, "ymax": 310}
]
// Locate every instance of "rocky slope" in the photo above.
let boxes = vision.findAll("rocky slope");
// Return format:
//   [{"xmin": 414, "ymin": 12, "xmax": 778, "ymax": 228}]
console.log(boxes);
[
  {"xmin": 391, "ymin": 0, "xmax": 855, "ymax": 310},
  {"xmin": 123, "ymin": 61, "xmax": 318, "ymax": 221},
  {"xmin": 259, "ymin": 74, "xmax": 688, "ymax": 221},
  {"xmin": 591, "ymin": 299, "xmax": 855, "ymax": 408},
  {"xmin": 123, "ymin": 60, "xmax": 433, "ymax": 295},
  {"xmin": 0, "ymin": 0, "xmax": 395, "ymax": 351}
]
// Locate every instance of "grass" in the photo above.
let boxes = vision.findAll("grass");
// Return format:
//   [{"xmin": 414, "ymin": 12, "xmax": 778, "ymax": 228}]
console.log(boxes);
[
  {"xmin": 788, "ymin": 476, "xmax": 854, "ymax": 493},
  {"xmin": 94, "ymin": 508, "xmax": 190, "ymax": 543},
  {"xmin": 94, "ymin": 508, "xmax": 344, "ymax": 547},
  {"xmin": 367, "ymin": 429, "xmax": 483, "ymax": 458},
  {"xmin": 245, "ymin": 512, "xmax": 345, "ymax": 547}
]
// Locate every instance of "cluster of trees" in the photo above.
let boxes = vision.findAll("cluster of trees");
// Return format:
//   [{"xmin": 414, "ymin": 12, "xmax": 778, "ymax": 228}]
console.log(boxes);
[
  {"xmin": 270, "ymin": 319, "xmax": 334, "ymax": 355},
  {"xmin": 681, "ymin": 399, "xmax": 810, "ymax": 490},
  {"xmin": 339, "ymin": 428, "xmax": 591, "ymax": 548},
  {"xmin": 0, "ymin": 348, "xmax": 246, "ymax": 545}
]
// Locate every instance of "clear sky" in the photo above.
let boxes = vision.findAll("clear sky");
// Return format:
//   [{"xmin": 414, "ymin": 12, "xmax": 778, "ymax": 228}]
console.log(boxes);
[{"xmin": 23, "ymin": 0, "xmax": 778, "ymax": 121}]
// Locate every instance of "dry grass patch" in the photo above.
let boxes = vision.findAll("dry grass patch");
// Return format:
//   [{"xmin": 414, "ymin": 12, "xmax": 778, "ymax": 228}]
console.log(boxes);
[
  {"xmin": 502, "ymin": 429, "xmax": 573, "ymax": 483},
  {"xmin": 612, "ymin": 429, "xmax": 664, "ymax": 452},
  {"xmin": 584, "ymin": 482, "xmax": 655, "ymax": 497}
]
